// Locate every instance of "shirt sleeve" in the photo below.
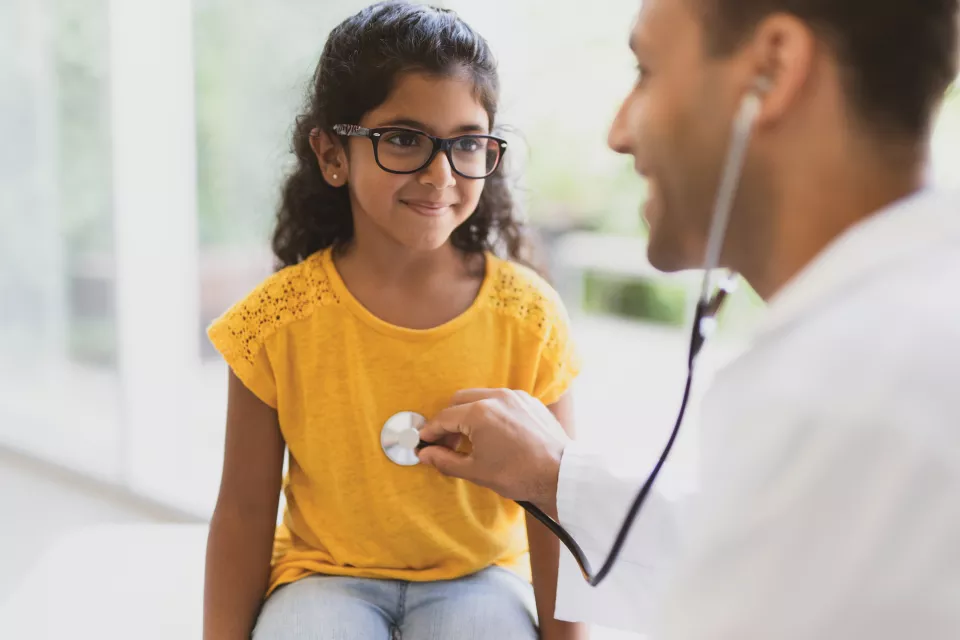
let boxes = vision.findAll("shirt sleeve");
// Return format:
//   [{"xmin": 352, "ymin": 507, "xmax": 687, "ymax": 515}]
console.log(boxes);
[
  {"xmin": 532, "ymin": 294, "xmax": 581, "ymax": 406},
  {"xmin": 207, "ymin": 300, "xmax": 279, "ymax": 409},
  {"xmin": 554, "ymin": 440, "xmax": 685, "ymax": 633}
]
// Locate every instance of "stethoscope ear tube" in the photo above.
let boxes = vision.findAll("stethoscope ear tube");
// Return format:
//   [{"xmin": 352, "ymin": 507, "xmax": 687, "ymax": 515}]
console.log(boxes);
[
  {"xmin": 518, "ymin": 306, "xmax": 699, "ymax": 587},
  {"xmin": 518, "ymin": 89, "xmax": 760, "ymax": 586}
]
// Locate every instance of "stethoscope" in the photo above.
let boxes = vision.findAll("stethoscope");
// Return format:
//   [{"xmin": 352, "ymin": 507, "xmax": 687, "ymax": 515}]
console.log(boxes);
[
  {"xmin": 379, "ymin": 83, "xmax": 765, "ymax": 587},
  {"xmin": 380, "ymin": 411, "xmax": 427, "ymax": 466}
]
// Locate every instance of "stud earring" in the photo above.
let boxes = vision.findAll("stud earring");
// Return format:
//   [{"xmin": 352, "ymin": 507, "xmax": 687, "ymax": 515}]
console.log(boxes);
[{"xmin": 332, "ymin": 173, "xmax": 338, "ymax": 180}]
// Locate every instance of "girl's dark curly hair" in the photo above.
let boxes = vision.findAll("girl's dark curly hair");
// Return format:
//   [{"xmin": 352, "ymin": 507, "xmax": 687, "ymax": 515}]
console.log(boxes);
[{"xmin": 272, "ymin": 1, "xmax": 527, "ymax": 270}]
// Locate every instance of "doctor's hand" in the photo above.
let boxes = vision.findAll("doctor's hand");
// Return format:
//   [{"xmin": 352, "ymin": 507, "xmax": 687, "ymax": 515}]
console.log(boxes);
[{"xmin": 417, "ymin": 389, "xmax": 570, "ymax": 512}]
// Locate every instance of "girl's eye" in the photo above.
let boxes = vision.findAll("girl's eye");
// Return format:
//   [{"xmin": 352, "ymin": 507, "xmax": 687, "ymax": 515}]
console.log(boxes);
[
  {"xmin": 384, "ymin": 132, "xmax": 423, "ymax": 147},
  {"xmin": 454, "ymin": 137, "xmax": 482, "ymax": 152}
]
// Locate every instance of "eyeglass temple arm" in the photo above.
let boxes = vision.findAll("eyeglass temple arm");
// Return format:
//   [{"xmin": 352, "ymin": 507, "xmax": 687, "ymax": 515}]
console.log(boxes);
[{"xmin": 332, "ymin": 124, "xmax": 371, "ymax": 137}]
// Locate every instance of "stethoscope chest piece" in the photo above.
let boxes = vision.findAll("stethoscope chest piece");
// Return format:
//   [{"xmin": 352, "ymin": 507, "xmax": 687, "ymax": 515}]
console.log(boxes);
[{"xmin": 380, "ymin": 411, "xmax": 426, "ymax": 466}]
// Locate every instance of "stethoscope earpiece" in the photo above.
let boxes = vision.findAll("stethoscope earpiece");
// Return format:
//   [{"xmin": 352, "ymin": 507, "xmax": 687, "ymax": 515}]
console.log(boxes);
[{"xmin": 753, "ymin": 75, "xmax": 773, "ymax": 96}]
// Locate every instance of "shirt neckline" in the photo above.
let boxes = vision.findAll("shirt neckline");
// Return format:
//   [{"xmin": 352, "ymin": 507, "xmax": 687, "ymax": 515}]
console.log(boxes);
[{"xmin": 318, "ymin": 247, "xmax": 497, "ymax": 341}]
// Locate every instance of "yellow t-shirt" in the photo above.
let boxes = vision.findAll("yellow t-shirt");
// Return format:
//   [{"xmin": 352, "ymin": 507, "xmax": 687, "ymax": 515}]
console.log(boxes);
[{"xmin": 208, "ymin": 248, "xmax": 579, "ymax": 596}]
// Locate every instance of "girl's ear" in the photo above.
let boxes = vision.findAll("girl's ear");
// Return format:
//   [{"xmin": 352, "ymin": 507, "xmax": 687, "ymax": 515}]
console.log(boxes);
[{"xmin": 309, "ymin": 128, "xmax": 348, "ymax": 187}]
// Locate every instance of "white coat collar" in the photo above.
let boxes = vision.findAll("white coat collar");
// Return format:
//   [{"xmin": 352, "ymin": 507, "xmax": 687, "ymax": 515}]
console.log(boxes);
[{"xmin": 757, "ymin": 187, "xmax": 960, "ymax": 338}]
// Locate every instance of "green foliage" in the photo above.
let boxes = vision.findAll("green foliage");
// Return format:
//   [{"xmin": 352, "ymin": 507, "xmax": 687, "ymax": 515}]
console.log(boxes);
[
  {"xmin": 580, "ymin": 269, "xmax": 767, "ymax": 332},
  {"xmin": 583, "ymin": 272, "xmax": 687, "ymax": 326}
]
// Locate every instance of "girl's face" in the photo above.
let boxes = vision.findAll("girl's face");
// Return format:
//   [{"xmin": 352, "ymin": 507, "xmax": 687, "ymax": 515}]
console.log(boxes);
[{"xmin": 321, "ymin": 71, "xmax": 493, "ymax": 253}]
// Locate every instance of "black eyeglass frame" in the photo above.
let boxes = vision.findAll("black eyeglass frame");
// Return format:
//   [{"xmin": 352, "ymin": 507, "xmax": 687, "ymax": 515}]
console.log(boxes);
[{"xmin": 331, "ymin": 124, "xmax": 508, "ymax": 179}]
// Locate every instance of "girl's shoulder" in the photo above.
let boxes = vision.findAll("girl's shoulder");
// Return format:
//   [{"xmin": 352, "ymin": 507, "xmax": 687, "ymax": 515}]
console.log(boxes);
[
  {"xmin": 483, "ymin": 255, "xmax": 581, "ymax": 389},
  {"xmin": 207, "ymin": 250, "xmax": 340, "ymax": 365},
  {"xmin": 482, "ymin": 254, "xmax": 571, "ymax": 336}
]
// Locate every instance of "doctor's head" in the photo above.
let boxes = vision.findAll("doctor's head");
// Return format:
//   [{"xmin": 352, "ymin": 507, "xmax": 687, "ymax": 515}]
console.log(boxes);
[{"xmin": 608, "ymin": 0, "xmax": 958, "ymax": 292}]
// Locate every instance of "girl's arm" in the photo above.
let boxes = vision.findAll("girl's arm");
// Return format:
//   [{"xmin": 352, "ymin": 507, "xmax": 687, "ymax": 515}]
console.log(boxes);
[
  {"xmin": 527, "ymin": 392, "xmax": 589, "ymax": 640},
  {"xmin": 204, "ymin": 371, "xmax": 285, "ymax": 640}
]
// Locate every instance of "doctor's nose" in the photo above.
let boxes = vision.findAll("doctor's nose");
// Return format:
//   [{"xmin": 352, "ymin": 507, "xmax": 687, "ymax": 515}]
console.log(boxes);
[{"xmin": 608, "ymin": 97, "xmax": 635, "ymax": 155}]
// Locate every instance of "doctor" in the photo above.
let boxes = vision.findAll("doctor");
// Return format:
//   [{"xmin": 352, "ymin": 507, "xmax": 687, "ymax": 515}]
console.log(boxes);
[{"xmin": 418, "ymin": 0, "xmax": 960, "ymax": 638}]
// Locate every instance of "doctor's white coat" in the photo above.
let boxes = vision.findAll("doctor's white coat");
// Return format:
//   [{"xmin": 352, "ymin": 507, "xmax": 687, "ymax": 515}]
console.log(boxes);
[{"xmin": 554, "ymin": 189, "xmax": 960, "ymax": 639}]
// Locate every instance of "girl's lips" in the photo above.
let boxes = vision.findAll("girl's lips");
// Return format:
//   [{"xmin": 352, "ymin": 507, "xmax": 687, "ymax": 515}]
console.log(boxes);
[{"xmin": 402, "ymin": 200, "xmax": 456, "ymax": 216}]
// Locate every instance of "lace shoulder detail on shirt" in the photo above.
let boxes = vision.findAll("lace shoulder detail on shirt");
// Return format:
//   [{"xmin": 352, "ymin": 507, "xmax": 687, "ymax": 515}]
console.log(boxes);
[
  {"xmin": 485, "ymin": 258, "xmax": 567, "ymax": 352},
  {"xmin": 210, "ymin": 252, "xmax": 340, "ymax": 367}
]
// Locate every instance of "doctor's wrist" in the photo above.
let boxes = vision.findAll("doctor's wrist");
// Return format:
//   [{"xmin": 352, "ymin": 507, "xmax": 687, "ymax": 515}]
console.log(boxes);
[{"xmin": 530, "ymin": 442, "xmax": 564, "ymax": 516}]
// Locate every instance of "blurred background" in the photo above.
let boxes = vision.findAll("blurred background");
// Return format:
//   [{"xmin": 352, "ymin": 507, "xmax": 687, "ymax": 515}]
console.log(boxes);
[{"xmin": 1, "ymin": 0, "xmax": 959, "ymax": 636}]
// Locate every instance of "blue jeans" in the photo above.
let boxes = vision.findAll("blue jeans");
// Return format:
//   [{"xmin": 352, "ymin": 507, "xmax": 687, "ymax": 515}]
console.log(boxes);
[{"xmin": 252, "ymin": 567, "xmax": 538, "ymax": 640}]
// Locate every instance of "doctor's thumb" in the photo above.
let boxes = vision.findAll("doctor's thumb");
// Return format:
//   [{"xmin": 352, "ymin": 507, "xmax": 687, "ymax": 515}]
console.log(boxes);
[{"xmin": 418, "ymin": 446, "xmax": 475, "ymax": 481}]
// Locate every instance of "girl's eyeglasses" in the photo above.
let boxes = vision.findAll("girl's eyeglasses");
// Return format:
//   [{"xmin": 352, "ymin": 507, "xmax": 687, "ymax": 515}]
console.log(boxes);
[{"xmin": 330, "ymin": 124, "xmax": 507, "ymax": 179}]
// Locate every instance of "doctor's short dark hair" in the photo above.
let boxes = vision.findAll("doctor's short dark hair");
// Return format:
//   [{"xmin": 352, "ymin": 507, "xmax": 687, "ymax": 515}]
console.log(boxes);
[{"xmin": 698, "ymin": 0, "xmax": 959, "ymax": 140}]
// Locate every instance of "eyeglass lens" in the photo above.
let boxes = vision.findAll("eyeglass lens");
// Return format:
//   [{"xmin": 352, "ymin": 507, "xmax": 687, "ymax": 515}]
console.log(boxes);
[{"xmin": 376, "ymin": 130, "xmax": 502, "ymax": 177}]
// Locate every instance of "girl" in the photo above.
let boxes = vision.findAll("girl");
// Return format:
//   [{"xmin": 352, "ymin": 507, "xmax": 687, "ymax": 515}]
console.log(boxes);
[{"xmin": 204, "ymin": 3, "xmax": 585, "ymax": 639}]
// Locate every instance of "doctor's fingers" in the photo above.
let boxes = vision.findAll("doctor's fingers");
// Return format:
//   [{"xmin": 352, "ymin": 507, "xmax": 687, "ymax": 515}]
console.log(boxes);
[
  {"xmin": 515, "ymin": 390, "xmax": 554, "ymax": 422},
  {"xmin": 417, "ymin": 445, "xmax": 479, "ymax": 482},
  {"xmin": 421, "ymin": 395, "xmax": 525, "ymax": 445},
  {"xmin": 419, "ymin": 401, "xmax": 485, "ymax": 443},
  {"xmin": 451, "ymin": 389, "xmax": 550, "ymax": 426},
  {"xmin": 479, "ymin": 389, "xmax": 562, "ymax": 438}
]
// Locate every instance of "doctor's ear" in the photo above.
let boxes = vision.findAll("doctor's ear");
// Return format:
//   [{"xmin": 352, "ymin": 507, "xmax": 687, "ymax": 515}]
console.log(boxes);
[
  {"xmin": 748, "ymin": 13, "xmax": 817, "ymax": 124},
  {"xmin": 309, "ymin": 128, "xmax": 348, "ymax": 188}
]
